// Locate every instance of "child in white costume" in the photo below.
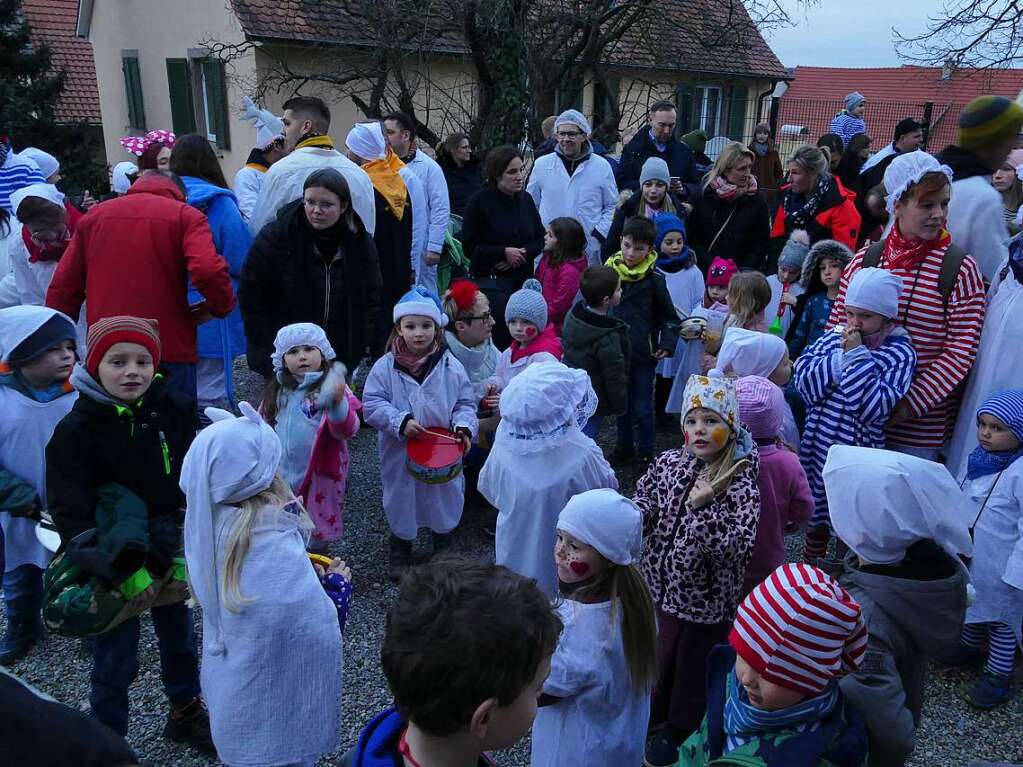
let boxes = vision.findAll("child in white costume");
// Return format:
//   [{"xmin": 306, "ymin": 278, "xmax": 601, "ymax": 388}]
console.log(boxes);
[
  {"xmin": 531, "ymin": 489, "xmax": 657, "ymax": 767},
  {"xmin": 182, "ymin": 402, "xmax": 351, "ymax": 767},
  {"xmin": 478, "ymin": 362, "xmax": 617, "ymax": 596},
  {"xmin": 362, "ymin": 286, "xmax": 478, "ymax": 575}
]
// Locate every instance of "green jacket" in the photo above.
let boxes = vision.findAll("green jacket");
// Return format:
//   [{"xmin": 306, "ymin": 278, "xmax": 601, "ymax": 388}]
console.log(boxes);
[
  {"xmin": 561, "ymin": 301, "xmax": 631, "ymax": 417},
  {"xmin": 678, "ymin": 646, "xmax": 869, "ymax": 767}
]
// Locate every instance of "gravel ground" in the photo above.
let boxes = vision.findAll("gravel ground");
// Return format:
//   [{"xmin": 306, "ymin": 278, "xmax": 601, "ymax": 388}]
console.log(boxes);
[{"xmin": 2, "ymin": 363, "xmax": 1022, "ymax": 766}]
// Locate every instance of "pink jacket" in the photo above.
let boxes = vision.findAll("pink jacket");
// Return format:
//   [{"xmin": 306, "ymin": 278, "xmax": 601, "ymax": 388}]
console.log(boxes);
[
  {"xmin": 742, "ymin": 443, "xmax": 813, "ymax": 594},
  {"xmin": 297, "ymin": 390, "xmax": 362, "ymax": 542},
  {"xmin": 535, "ymin": 254, "xmax": 587, "ymax": 334}
]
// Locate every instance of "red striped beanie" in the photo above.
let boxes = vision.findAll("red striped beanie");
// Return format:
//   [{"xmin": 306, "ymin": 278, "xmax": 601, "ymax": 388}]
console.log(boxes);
[
  {"xmin": 729, "ymin": 563, "xmax": 868, "ymax": 695},
  {"xmin": 85, "ymin": 316, "xmax": 161, "ymax": 376}
]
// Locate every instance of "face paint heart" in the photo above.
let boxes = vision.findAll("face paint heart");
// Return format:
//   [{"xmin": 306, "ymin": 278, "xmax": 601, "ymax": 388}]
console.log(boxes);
[
  {"xmin": 525, "ymin": 326, "xmax": 537, "ymax": 338},
  {"xmin": 569, "ymin": 560, "xmax": 590, "ymax": 576}
]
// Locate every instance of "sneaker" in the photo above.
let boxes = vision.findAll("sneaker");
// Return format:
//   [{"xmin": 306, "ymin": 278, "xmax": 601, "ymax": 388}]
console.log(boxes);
[
  {"xmin": 966, "ymin": 672, "xmax": 1014, "ymax": 709},
  {"xmin": 388, "ymin": 535, "xmax": 413, "ymax": 583},
  {"xmin": 644, "ymin": 732, "xmax": 683, "ymax": 767},
  {"xmin": 164, "ymin": 698, "xmax": 216, "ymax": 755},
  {"xmin": 937, "ymin": 643, "xmax": 985, "ymax": 669}
]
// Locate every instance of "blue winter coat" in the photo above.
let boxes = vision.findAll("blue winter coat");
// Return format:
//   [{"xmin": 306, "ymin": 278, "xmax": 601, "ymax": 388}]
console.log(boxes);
[{"xmin": 181, "ymin": 176, "xmax": 250, "ymax": 365}]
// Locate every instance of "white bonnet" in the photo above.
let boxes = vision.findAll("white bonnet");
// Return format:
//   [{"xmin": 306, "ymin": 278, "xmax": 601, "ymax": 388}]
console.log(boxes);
[
  {"xmin": 271, "ymin": 322, "xmax": 336, "ymax": 373},
  {"xmin": 557, "ymin": 489, "xmax": 642, "ymax": 566},
  {"xmin": 495, "ymin": 362, "xmax": 598, "ymax": 453},
  {"xmin": 883, "ymin": 150, "xmax": 953, "ymax": 215},
  {"xmin": 345, "ymin": 122, "xmax": 388, "ymax": 162}
]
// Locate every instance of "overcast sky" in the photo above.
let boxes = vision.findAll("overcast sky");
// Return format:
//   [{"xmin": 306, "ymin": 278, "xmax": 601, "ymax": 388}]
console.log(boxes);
[{"xmin": 764, "ymin": 0, "xmax": 939, "ymax": 68}]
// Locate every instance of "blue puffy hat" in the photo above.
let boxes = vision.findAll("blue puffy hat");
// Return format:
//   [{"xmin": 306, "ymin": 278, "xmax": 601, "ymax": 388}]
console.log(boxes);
[
  {"xmin": 392, "ymin": 285, "xmax": 447, "ymax": 328},
  {"xmin": 654, "ymin": 212, "xmax": 686, "ymax": 252},
  {"xmin": 977, "ymin": 389, "xmax": 1023, "ymax": 444}
]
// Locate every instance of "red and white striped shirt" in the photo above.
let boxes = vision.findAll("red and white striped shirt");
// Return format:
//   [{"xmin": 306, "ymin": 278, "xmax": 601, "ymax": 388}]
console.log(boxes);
[{"xmin": 828, "ymin": 242, "xmax": 986, "ymax": 448}]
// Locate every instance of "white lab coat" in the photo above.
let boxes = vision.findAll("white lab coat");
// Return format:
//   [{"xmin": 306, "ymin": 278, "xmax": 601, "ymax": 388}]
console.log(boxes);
[
  {"xmin": 478, "ymin": 428, "xmax": 617, "ymax": 596},
  {"xmin": 527, "ymin": 150, "xmax": 618, "ymax": 265},
  {"xmin": 196, "ymin": 503, "xmax": 342, "ymax": 766},
  {"xmin": 398, "ymin": 166, "xmax": 429, "ymax": 282},
  {"xmin": 232, "ymin": 164, "xmax": 265, "ymax": 222},
  {"xmin": 248, "ymin": 147, "xmax": 376, "ymax": 238},
  {"xmin": 404, "ymin": 152, "xmax": 450, "ymax": 295},
  {"xmin": 962, "ymin": 459, "xmax": 1023, "ymax": 643},
  {"xmin": 947, "ymin": 268, "xmax": 1023, "ymax": 479},
  {"xmin": 530, "ymin": 599, "xmax": 650, "ymax": 767},
  {"xmin": 362, "ymin": 351, "xmax": 478, "ymax": 540},
  {"xmin": 657, "ymin": 264, "xmax": 705, "ymax": 377},
  {"xmin": 946, "ymin": 176, "xmax": 1010, "ymax": 282}
]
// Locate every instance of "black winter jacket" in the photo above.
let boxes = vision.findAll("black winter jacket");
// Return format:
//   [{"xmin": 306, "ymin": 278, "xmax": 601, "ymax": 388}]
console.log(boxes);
[
  {"xmin": 461, "ymin": 185, "xmax": 544, "ymax": 284},
  {"xmin": 688, "ymin": 185, "xmax": 771, "ymax": 272},
  {"xmin": 562, "ymin": 302, "xmax": 631, "ymax": 417},
  {"xmin": 609, "ymin": 269, "xmax": 679, "ymax": 366},
  {"xmin": 46, "ymin": 374, "xmax": 196, "ymax": 558},
  {"xmin": 601, "ymin": 189, "xmax": 688, "ymax": 261},
  {"xmin": 440, "ymin": 158, "xmax": 483, "ymax": 218},
  {"xmin": 240, "ymin": 199, "xmax": 383, "ymax": 376},
  {"xmin": 616, "ymin": 128, "xmax": 697, "ymax": 192},
  {"xmin": 371, "ymin": 187, "xmax": 415, "ymax": 310}
]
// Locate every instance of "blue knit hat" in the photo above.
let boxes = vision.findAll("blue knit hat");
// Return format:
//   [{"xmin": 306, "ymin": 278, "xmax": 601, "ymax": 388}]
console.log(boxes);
[
  {"xmin": 393, "ymin": 285, "xmax": 447, "ymax": 327},
  {"xmin": 505, "ymin": 278, "xmax": 548, "ymax": 331},
  {"xmin": 977, "ymin": 389, "xmax": 1023, "ymax": 444},
  {"xmin": 844, "ymin": 92, "xmax": 865, "ymax": 112},
  {"xmin": 654, "ymin": 212, "xmax": 686, "ymax": 252}
]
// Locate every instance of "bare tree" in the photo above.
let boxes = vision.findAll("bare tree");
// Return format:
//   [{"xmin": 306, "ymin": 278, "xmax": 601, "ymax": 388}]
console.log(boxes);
[{"xmin": 895, "ymin": 0, "xmax": 1023, "ymax": 68}]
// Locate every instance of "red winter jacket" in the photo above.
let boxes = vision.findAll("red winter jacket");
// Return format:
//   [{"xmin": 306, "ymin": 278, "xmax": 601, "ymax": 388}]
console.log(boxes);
[
  {"xmin": 46, "ymin": 174, "xmax": 235, "ymax": 363},
  {"xmin": 771, "ymin": 176, "xmax": 861, "ymax": 251}
]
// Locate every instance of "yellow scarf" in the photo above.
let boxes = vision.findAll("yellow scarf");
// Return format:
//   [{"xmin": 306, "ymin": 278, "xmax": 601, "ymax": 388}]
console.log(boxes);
[
  {"xmin": 363, "ymin": 150, "xmax": 408, "ymax": 220},
  {"xmin": 295, "ymin": 134, "xmax": 335, "ymax": 150},
  {"xmin": 606, "ymin": 251, "xmax": 657, "ymax": 282},
  {"xmin": 244, "ymin": 162, "xmax": 268, "ymax": 172}
]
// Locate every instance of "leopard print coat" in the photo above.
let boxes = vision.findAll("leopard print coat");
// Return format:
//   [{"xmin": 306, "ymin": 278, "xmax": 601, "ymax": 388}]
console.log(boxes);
[{"xmin": 635, "ymin": 446, "xmax": 760, "ymax": 624}]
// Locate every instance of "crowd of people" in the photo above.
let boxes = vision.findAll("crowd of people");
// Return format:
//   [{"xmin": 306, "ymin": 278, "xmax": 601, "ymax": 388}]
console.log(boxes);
[{"xmin": 0, "ymin": 88, "xmax": 1021, "ymax": 767}]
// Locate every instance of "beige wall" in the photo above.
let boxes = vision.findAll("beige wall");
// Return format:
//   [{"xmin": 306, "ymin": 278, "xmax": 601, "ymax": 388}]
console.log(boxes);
[{"xmin": 89, "ymin": 0, "xmax": 257, "ymax": 180}]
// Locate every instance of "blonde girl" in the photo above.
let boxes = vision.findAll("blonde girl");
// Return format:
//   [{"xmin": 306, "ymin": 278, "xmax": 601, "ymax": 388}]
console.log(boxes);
[
  {"xmin": 725, "ymin": 271, "xmax": 772, "ymax": 332},
  {"xmin": 531, "ymin": 489, "xmax": 657, "ymax": 767},
  {"xmin": 182, "ymin": 403, "xmax": 351, "ymax": 767},
  {"xmin": 635, "ymin": 374, "xmax": 760, "ymax": 765},
  {"xmin": 261, "ymin": 322, "xmax": 360, "ymax": 548},
  {"xmin": 362, "ymin": 286, "xmax": 478, "ymax": 578}
]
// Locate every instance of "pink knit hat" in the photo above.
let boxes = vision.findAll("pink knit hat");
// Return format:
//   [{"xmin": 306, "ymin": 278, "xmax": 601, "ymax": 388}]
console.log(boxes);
[
  {"xmin": 729, "ymin": 563, "xmax": 868, "ymax": 695},
  {"xmin": 735, "ymin": 376, "xmax": 785, "ymax": 440}
]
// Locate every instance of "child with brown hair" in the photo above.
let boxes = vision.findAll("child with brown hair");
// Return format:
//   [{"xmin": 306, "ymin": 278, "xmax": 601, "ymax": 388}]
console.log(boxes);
[{"xmin": 536, "ymin": 217, "xmax": 588, "ymax": 334}]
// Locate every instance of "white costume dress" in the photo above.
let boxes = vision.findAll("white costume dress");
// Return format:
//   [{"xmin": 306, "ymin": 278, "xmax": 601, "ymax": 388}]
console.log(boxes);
[
  {"xmin": 657, "ymin": 263, "xmax": 705, "ymax": 378},
  {"xmin": 947, "ymin": 266, "xmax": 1023, "ymax": 479},
  {"xmin": 362, "ymin": 350, "xmax": 478, "ymax": 540},
  {"xmin": 531, "ymin": 600, "xmax": 650, "ymax": 767}
]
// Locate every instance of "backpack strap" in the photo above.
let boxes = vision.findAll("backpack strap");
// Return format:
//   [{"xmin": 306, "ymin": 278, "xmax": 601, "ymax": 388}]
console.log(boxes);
[{"xmin": 938, "ymin": 244, "xmax": 968, "ymax": 306}]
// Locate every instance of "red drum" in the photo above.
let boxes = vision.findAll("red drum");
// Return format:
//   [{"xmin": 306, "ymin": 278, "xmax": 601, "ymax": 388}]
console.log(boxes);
[{"xmin": 406, "ymin": 428, "xmax": 466, "ymax": 484}]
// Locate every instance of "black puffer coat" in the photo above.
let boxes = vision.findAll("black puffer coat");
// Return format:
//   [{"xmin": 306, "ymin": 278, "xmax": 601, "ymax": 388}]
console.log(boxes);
[
  {"xmin": 688, "ymin": 185, "xmax": 771, "ymax": 272},
  {"xmin": 240, "ymin": 199, "xmax": 383, "ymax": 376},
  {"xmin": 601, "ymin": 189, "xmax": 688, "ymax": 261},
  {"xmin": 609, "ymin": 269, "xmax": 679, "ymax": 366}
]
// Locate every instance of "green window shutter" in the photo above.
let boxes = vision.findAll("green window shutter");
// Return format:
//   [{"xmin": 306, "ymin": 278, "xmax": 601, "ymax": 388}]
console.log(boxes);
[
  {"xmin": 727, "ymin": 85, "xmax": 749, "ymax": 141},
  {"xmin": 166, "ymin": 59, "xmax": 197, "ymax": 135},
  {"xmin": 122, "ymin": 56, "xmax": 146, "ymax": 130},
  {"xmin": 202, "ymin": 60, "xmax": 230, "ymax": 150}
]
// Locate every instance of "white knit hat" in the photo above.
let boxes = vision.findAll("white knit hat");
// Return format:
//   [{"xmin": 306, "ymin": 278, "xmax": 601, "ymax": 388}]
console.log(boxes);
[
  {"xmin": 271, "ymin": 322, "xmax": 336, "ymax": 374},
  {"xmin": 495, "ymin": 361, "xmax": 598, "ymax": 454},
  {"xmin": 883, "ymin": 150, "xmax": 953, "ymax": 214},
  {"xmin": 345, "ymin": 122, "xmax": 388, "ymax": 162},
  {"xmin": 845, "ymin": 267, "xmax": 903, "ymax": 319},
  {"xmin": 824, "ymin": 445, "xmax": 974, "ymax": 566},
  {"xmin": 18, "ymin": 147, "xmax": 59, "ymax": 179},
  {"xmin": 710, "ymin": 327, "xmax": 787, "ymax": 378},
  {"xmin": 557, "ymin": 489, "xmax": 642, "ymax": 566}
]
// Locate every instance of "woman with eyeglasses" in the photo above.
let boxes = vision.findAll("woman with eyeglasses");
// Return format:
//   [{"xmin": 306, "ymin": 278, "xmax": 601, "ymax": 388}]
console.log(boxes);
[
  {"xmin": 239, "ymin": 168, "xmax": 383, "ymax": 379},
  {"xmin": 461, "ymin": 145, "xmax": 545, "ymax": 348}
]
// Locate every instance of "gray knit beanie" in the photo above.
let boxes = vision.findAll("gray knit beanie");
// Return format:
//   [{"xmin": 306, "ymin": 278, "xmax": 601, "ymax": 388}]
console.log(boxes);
[
  {"xmin": 639, "ymin": 157, "xmax": 671, "ymax": 186},
  {"xmin": 778, "ymin": 229, "xmax": 811, "ymax": 271},
  {"xmin": 505, "ymin": 278, "xmax": 548, "ymax": 331}
]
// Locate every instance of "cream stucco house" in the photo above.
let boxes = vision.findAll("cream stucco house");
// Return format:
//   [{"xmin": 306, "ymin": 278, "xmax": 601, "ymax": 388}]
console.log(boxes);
[{"xmin": 78, "ymin": 0, "xmax": 789, "ymax": 179}]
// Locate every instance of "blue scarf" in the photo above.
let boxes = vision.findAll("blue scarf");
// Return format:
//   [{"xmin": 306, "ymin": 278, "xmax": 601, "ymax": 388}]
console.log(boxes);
[
  {"xmin": 656, "ymin": 247, "xmax": 695, "ymax": 272},
  {"xmin": 967, "ymin": 389, "xmax": 1023, "ymax": 480},
  {"xmin": 722, "ymin": 670, "xmax": 838, "ymax": 753},
  {"xmin": 967, "ymin": 445, "xmax": 1023, "ymax": 480}
]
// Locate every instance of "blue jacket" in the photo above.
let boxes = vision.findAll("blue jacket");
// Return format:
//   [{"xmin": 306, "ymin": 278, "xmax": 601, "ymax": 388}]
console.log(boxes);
[
  {"xmin": 341, "ymin": 708, "xmax": 495, "ymax": 767},
  {"xmin": 181, "ymin": 176, "xmax": 250, "ymax": 368}
]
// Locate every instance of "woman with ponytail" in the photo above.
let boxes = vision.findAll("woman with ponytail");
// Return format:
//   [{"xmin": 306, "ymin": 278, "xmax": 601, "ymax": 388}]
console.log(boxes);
[{"xmin": 530, "ymin": 489, "xmax": 657, "ymax": 767}]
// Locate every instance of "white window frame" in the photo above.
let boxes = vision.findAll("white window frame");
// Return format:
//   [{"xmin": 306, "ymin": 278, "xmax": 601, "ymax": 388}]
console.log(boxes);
[{"xmin": 696, "ymin": 85, "xmax": 722, "ymax": 136}]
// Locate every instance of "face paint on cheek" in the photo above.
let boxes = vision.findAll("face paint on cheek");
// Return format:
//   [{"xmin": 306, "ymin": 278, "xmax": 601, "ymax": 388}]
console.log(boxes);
[
  {"xmin": 683, "ymin": 430, "xmax": 690, "ymax": 444},
  {"xmin": 710, "ymin": 426, "xmax": 729, "ymax": 448},
  {"xmin": 525, "ymin": 326, "xmax": 537, "ymax": 338},
  {"xmin": 569, "ymin": 560, "xmax": 590, "ymax": 576}
]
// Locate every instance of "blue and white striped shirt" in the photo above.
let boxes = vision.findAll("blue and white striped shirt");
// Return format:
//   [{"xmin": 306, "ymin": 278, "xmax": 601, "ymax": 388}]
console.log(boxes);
[{"xmin": 0, "ymin": 155, "xmax": 46, "ymax": 213}]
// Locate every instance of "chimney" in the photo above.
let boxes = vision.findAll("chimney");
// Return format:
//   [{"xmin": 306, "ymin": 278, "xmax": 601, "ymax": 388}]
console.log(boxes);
[{"xmin": 941, "ymin": 58, "xmax": 955, "ymax": 81}]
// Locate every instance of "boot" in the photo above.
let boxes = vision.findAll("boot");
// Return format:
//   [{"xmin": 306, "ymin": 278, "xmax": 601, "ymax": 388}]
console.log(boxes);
[
  {"xmin": 388, "ymin": 535, "xmax": 413, "ymax": 583},
  {"xmin": 0, "ymin": 597, "xmax": 44, "ymax": 666},
  {"xmin": 164, "ymin": 697, "xmax": 216, "ymax": 755}
]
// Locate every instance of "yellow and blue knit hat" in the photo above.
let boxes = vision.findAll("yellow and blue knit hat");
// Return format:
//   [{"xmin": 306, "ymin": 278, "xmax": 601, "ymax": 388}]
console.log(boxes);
[{"xmin": 958, "ymin": 96, "xmax": 1023, "ymax": 151}]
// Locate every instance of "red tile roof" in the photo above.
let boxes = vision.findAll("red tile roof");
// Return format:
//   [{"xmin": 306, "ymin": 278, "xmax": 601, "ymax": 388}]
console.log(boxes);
[
  {"xmin": 230, "ymin": 0, "xmax": 788, "ymax": 81},
  {"xmin": 20, "ymin": 0, "xmax": 102, "ymax": 124},
  {"xmin": 777, "ymin": 66, "xmax": 1023, "ymax": 151}
]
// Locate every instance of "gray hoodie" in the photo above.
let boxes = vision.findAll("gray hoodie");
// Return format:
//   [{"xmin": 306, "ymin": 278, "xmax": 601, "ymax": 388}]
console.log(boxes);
[{"xmin": 838, "ymin": 541, "xmax": 968, "ymax": 767}]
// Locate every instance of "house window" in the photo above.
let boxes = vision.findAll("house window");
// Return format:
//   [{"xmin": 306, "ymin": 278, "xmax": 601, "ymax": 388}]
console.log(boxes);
[
  {"xmin": 166, "ymin": 59, "xmax": 197, "ymax": 135},
  {"xmin": 196, "ymin": 59, "xmax": 230, "ymax": 151},
  {"xmin": 122, "ymin": 54, "xmax": 146, "ymax": 130},
  {"xmin": 695, "ymin": 86, "xmax": 722, "ymax": 136}
]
